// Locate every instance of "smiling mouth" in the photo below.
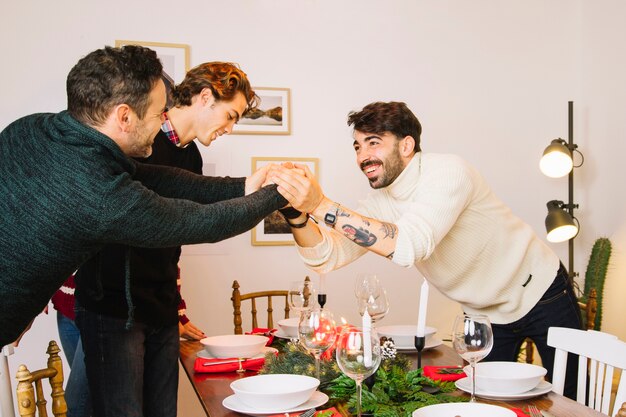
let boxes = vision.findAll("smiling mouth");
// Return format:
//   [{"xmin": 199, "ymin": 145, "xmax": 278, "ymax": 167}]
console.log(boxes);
[{"xmin": 362, "ymin": 163, "xmax": 381, "ymax": 178}]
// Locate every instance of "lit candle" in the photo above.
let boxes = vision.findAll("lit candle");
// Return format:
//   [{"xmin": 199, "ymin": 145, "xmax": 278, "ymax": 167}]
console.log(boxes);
[
  {"xmin": 416, "ymin": 278, "xmax": 429, "ymax": 337},
  {"xmin": 363, "ymin": 310, "xmax": 372, "ymax": 366}
]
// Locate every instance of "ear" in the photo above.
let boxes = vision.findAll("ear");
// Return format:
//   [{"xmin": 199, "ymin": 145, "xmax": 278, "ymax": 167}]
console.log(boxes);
[
  {"xmin": 199, "ymin": 88, "xmax": 216, "ymax": 108},
  {"xmin": 114, "ymin": 104, "xmax": 134, "ymax": 132},
  {"xmin": 400, "ymin": 135, "xmax": 416, "ymax": 156}
]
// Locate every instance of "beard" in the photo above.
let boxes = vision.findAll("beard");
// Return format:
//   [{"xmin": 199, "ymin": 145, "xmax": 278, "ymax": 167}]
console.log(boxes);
[
  {"xmin": 127, "ymin": 120, "xmax": 155, "ymax": 158},
  {"xmin": 361, "ymin": 144, "xmax": 405, "ymax": 189}
]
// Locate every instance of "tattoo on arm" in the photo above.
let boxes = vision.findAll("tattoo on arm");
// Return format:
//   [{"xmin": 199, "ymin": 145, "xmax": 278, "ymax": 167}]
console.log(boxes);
[
  {"xmin": 341, "ymin": 224, "xmax": 377, "ymax": 247},
  {"xmin": 380, "ymin": 222, "xmax": 398, "ymax": 239},
  {"xmin": 338, "ymin": 208, "xmax": 350, "ymax": 219},
  {"xmin": 385, "ymin": 252, "xmax": 394, "ymax": 260},
  {"xmin": 361, "ymin": 216, "xmax": 370, "ymax": 227}
]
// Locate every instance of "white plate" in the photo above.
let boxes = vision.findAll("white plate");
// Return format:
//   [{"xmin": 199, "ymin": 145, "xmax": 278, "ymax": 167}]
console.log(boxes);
[
  {"xmin": 274, "ymin": 329, "xmax": 296, "ymax": 340},
  {"xmin": 413, "ymin": 402, "xmax": 516, "ymax": 416},
  {"xmin": 455, "ymin": 377, "xmax": 553, "ymax": 400},
  {"xmin": 395, "ymin": 338, "xmax": 443, "ymax": 351},
  {"xmin": 222, "ymin": 390, "xmax": 329, "ymax": 416},
  {"xmin": 196, "ymin": 346, "xmax": 277, "ymax": 360}
]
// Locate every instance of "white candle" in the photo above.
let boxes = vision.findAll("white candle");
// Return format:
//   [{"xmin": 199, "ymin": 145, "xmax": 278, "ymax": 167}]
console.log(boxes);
[
  {"xmin": 416, "ymin": 278, "xmax": 429, "ymax": 337},
  {"xmin": 362, "ymin": 310, "xmax": 372, "ymax": 366}
]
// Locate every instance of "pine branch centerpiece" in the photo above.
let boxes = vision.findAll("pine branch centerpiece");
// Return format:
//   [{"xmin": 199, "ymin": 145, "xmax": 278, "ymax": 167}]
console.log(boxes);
[{"xmin": 261, "ymin": 338, "xmax": 467, "ymax": 416}]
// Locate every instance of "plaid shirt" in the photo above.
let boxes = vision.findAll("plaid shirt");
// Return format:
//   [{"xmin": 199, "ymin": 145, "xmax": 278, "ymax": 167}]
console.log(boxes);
[{"xmin": 161, "ymin": 112, "xmax": 180, "ymax": 146}]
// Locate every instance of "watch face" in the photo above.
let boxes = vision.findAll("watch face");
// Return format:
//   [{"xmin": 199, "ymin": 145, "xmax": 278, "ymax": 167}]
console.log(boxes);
[{"xmin": 324, "ymin": 213, "xmax": 336, "ymax": 225}]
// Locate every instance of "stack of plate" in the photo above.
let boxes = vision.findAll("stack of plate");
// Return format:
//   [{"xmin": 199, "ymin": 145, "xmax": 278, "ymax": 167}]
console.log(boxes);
[
  {"xmin": 377, "ymin": 324, "xmax": 442, "ymax": 351},
  {"xmin": 457, "ymin": 361, "xmax": 552, "ymax": 400},
  {"xmin": 222, "ymin": 374, "xmax": 328, "ymax": 416}
]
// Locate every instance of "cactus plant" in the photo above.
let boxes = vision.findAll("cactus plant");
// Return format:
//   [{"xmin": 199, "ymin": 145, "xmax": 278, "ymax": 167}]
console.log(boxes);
[{"xmin": 581, "ymin": 237, "xmax": 612, "ymax": 330}]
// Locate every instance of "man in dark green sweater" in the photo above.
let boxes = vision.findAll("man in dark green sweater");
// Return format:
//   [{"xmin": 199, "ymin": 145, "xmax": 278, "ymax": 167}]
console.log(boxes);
[{"xmin": 0, "ymin": 45, "xmax": 287, "ymax": 347}]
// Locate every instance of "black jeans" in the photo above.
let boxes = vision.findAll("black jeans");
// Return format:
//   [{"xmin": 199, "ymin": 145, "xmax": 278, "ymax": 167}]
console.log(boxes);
[
  {"xmin": 483, "ymin": 264, "xmax": 582, "ymax": 399},
  {"xmin": 76, "ymin": 309, "xmax": 180, "ymax": 417}
]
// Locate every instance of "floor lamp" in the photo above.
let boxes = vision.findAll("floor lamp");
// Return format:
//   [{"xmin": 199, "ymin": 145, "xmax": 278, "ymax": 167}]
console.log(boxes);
[{"xmin": 539, "ymin": 101, "xmax": 583, "ymax": 285}]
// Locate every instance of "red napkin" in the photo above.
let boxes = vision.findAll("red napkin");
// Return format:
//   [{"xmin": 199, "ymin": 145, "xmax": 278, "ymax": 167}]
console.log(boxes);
[
  {"xmin": 246, "ymin": 328, "xmax": 277, "ymax": 346},
  {"xmin": 267, "ymin": 406, "xmax": 341, "ymax": 417},
  {"xmin": 510, "ymin": 408, "xmax": 530, "ymax": 417},
  {"xmin": 194, "ymin": 356, "xmax": 266, "ymax": 373},
  {"xmin": 423, "ymin": 365, "xmax": 467, "ymax": 382}
]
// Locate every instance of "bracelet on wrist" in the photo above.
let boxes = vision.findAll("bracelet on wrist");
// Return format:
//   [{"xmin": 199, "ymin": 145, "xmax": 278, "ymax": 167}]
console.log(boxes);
[
  {"xmin": 278, "ymin": 207, "xmax": 302, "ymax": 219},
  {"xmin": 287, "ymin": 214, "xmax": 309, "ymax": 229}
]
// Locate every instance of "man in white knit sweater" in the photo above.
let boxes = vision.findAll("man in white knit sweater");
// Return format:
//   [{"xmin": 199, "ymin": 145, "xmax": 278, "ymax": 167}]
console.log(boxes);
[{"xmin": 270, "ymin": 101, "xmax": 581, "ymax": 398}]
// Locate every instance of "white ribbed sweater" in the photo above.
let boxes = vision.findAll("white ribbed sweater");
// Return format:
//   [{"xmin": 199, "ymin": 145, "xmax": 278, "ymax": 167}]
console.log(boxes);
[{"xmin": 298, "ymin": 152, "xmax": 559, "ymax": 324}]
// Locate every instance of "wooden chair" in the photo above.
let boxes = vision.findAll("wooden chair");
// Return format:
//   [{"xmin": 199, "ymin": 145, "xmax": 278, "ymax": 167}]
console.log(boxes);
[
  {"xmin": 231, "ymin": 277, "xmax": 311, "ymax": 334},
  {"xmin": 15, "ymin": 340, "xmax": 67, "ymax": 417},
  {"xmin": 547, "ymin": 326, "xmax": 626, "ymax": 416}
]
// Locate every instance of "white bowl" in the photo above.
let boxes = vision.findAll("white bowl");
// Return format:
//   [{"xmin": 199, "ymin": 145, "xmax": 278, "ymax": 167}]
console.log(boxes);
[
  {"xmin": 277, "ymin": 317, "xmax": 300, "ymax": 338},
  {"xmin": 413, "ymin": 402, "xmax": 516, "ymax": 417},
  {"xmin": 230, "ymin": 374, "xmax": 319, "ymax": 411},
  {"xmin": 377, "ymin": 324, "xmax": 437, "ymax": 347},
  {"xmin": 200, "ymin": 335, "xmax": 268, "ymax": 359},
  {"xmin": 463, "ymin": 361, "xmax": 547, "ymax": 394}
]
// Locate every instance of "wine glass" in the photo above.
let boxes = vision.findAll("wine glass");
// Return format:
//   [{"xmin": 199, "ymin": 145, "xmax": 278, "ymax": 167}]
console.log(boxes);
[
  {"xmin": 298, "ymin": 308, "xmax": 337, "ymax": 379},
  {"xmin": 452, "ymin": 313, "xmax": 494, "ymax": 402},
  {"xmin": 355, "ymin": 274, "xmax": 389, "ymax": 324},
  {"xmin": 354, "ymin": 273, "xmax": 382, "ymax": 299},
  {"xmin": 289, "ymin": 279, "xmax": 316, "ymax": 316},
  {"xmin": 335, "ymin": 327, "xmax": 382, "ymax": 417}
]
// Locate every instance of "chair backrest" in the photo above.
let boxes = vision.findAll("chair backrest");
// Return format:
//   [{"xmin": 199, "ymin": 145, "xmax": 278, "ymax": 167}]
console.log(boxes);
[
  {"xmin": 15, "ymin": 340, "xmax": 67, "ymax": 417},
  {"xmin": 231, "ymin": 277, "xmax": 311, "ymax": 334},
  {"xmin": 547, "ymin": 326, "xmax": 626, "ymax": 416}
]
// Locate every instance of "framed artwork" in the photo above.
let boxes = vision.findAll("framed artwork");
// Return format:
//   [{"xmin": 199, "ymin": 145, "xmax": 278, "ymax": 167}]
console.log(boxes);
[
  {"xmin": 115, "ymin": 40, "xmax": 190, "ymax": 107},
  {"xmin": 251, "ymin": 157, "xmax": 319, "ymax": 246},
  {"xmin": 233, "ymin": 87, "xmax": 291, "ymax": 135}
]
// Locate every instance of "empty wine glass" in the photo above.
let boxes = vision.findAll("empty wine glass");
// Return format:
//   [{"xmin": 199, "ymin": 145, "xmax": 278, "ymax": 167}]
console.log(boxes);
[
  {"xmin": 452, "ymin": 313, "xmax": 494, "ymax": 402},
  {"xmin": 335, "ymin": 327, "xmax": 381, "ymax": 417},
  {"xmin": 298, "ymin": 308, "xmax": 337, "ymax": 379},
  {"xmin": 289, "ymin": 279, "xmax": 315, "ymax": 316},
  {"xmin": 354, "ymin": 273, "xmax": 382, "ymax": 299},
  {"xmin": 355, "ymin": 274, "xmax": 389, "ymax": 324}
]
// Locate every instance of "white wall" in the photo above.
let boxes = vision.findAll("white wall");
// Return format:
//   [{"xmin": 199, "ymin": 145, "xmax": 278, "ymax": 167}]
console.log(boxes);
[{"xmin": 2, "ymin": 1, "xmax": 625, "ymax": 416}]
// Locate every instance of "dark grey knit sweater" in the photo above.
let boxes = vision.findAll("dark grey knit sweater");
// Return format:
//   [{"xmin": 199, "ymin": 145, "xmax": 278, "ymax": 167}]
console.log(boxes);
[{"xmin": 0, "ymin": 111, "xmax": 287, "ymax": 346}]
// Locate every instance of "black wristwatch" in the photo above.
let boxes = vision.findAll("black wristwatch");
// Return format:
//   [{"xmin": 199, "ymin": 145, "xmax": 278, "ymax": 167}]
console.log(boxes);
[{"xmin": 324, "ymin": 202, "xmax": 340, "ymax": 227}]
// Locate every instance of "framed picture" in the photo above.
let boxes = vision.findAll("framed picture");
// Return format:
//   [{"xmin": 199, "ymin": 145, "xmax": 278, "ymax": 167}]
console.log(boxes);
[
  {"xmin": 115, "ymin": 40, "xmax": 190, "ymax": 107},
  {"xmin": 233, "ymin": 87, "xmax": 291, "ymax": 135},
  {"xmin": 251, "ymin": 157, "xmax": 319, "ymax": 246}
]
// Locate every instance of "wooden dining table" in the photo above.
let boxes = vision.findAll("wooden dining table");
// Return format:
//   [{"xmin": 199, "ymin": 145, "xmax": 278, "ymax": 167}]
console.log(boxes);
[{"xmin": 179, "ymin": 339, "xmax": 606, "ymax": 417}]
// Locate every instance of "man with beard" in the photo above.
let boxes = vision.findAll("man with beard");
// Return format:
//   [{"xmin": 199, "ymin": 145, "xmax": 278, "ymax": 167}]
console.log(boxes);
[{"xmin": 269, "ymin": 101, "xmax": 581, "ymax": 399}]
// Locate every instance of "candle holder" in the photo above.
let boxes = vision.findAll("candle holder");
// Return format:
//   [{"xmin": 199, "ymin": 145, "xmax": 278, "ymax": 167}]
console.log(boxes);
[
  {"xmin": 318, "ymin": 293, "xmax": 327, "ymax": 308},
  {"xmin": 414, "ymin": 335, "xmax": 425, "ymax": 369}
]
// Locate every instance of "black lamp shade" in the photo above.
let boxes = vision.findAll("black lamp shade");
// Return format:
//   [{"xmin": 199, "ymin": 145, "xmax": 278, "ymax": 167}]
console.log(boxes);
[
  {"xmin": 540, "ymin": 139, "xmax": 573, "ymax": 178},
  {"xmin": 545, "ymin": 200, "xmax": 577, "ymax": 242}
]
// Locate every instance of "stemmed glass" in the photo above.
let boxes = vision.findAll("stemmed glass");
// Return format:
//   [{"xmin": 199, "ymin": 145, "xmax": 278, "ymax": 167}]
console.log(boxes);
[
  {"xmin": 298, "ymin": 308, "xmax": 337, "ymax": 379},
  {"xmin": 355, "ymin": 274, "xmax": 389, "ymax": 324},
  {"xmin": 288, "ymin": 279, "xmax": 316, "ymax": 343},
  {"xmin": 452, "ymin": 313, "xmax": 493, "ymax": 402},
  {"xmin": 335, "ymin": 327, "xmax": 382, "ymax": 417}
]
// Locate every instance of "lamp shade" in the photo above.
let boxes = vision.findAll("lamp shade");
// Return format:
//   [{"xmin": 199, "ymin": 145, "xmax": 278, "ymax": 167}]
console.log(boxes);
[
  {"xmin": 540, "ymin": 139, "xmax": 573, "ymax": 178},
  {"xmin": 545, "ymin": 200, "xmax": 578, "ymax": 243}
]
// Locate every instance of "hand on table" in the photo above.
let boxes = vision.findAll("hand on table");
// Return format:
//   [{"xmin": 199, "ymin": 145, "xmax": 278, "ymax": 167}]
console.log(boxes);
[{"xmin": 179, "ymin": 321, "xmax": 206, "ymax": 341}]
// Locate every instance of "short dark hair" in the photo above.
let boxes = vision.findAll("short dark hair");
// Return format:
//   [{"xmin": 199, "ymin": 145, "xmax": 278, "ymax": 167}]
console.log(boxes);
[
  {"xmin": 67, "ymin": 45, "xmax": 163, "ymax": 126},
  {"xmin": 347, "ymin": 101, "xmax": 422, "ymax": 153},
  {"xmin": 171, "ymin": 62, "xmax": 259, "ymax": 115}
]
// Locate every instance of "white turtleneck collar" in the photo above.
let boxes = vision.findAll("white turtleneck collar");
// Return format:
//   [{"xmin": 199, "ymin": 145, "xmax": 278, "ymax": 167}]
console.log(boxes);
[{"xmin": 383, "ymin": 152, "xmax": 422, "ymax": 201}]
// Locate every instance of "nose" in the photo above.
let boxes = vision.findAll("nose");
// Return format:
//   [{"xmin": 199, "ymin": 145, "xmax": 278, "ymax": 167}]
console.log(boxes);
[{"xmin": 356, "ymin": 149, "xmax": 369, "ymax": 166}]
